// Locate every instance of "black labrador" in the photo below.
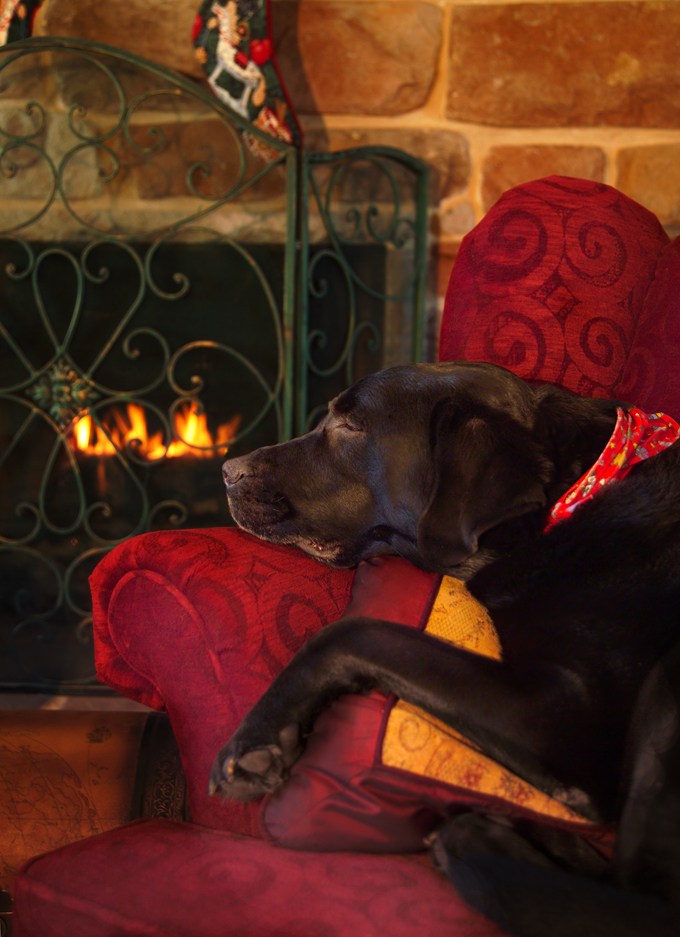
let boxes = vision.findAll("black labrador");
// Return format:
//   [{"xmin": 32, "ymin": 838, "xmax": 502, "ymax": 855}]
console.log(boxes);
[{"xmin": 209, "ymin": 361, "xmax": 680, "ymax": 937}]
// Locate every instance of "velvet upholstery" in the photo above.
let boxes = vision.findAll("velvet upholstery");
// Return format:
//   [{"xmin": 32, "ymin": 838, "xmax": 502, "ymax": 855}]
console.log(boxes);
[
  {"xmin": 618, "ymin": 237, "xmax": 680, "ymax": 418},
  {"xmin": 14, "ymin": 177, "xmax": 680, "ymax": 934},
  {"xmin": 91, "ymin": 526, "xmax": 354, "ymax": 836},
  {"xmin": 261, "ymin": 557, "xmax": 443, "ymax": 851},
  {"xmin": 14, "ymin": 819, "xmax": 504, "ymax": 937},
  {"xmin": 261, "ymin": 559, "xmax": 613, "ymax": 856},
  {"xmin": 440, "ymin": 176, "xmax": 669, "ymax": 400}
]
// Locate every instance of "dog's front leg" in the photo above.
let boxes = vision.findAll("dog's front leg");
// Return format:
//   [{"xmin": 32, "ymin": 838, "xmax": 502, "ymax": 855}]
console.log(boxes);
[{"xmin": 209, "ymin": 616, "xmax": 591, "ymax": 804}]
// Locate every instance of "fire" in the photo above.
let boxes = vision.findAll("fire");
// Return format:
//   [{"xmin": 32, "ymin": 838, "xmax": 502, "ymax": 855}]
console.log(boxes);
[{"xmin": 71, "ymin": 401, "xmax": 240, "ymax": 460}]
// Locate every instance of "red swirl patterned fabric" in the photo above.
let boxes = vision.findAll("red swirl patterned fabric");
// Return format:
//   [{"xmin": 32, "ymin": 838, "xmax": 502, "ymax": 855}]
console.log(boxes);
[
  {"xmin": 440, "ymin": 176, "xmax": 670, "ymax": 399},
  {"xmin": 616, "ymin": 237, "xmax": 680, "ymax": 419},
  {"xmin": 545, "ymin": 407, "xmax": 680, "ymax": 530},
  {"xmin": 90, "ymin": 527, "xmax": 354, "ymax": 837},
  {"xmin": 14, "ymin": 819, "xmax": 504, "ymax": 937}
]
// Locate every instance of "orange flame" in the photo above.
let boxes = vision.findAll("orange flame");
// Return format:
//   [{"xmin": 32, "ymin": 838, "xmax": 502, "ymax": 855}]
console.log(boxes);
[{"xmin": 71, "ymin": 402, "xmax": 240, "ymax": 461}]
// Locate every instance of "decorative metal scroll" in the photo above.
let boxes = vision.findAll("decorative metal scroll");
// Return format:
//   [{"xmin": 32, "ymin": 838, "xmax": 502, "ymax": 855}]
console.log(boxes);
[
  {"xmin": 0, "ymin": 38, "xmax": 427, "ymax": 692},
  {"xmin": 299, "ymin": 147, "xmax": 428, "ymax": 432},
  {"xmin": 0, "ymin": 37, "xmax": 296, "ymax": 690}
]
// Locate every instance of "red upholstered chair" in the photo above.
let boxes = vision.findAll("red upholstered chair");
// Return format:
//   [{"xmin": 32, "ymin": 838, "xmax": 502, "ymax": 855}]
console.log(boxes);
[{"xmin": 14, "ymin": 177, "xmax": 680, "ymax": 936}]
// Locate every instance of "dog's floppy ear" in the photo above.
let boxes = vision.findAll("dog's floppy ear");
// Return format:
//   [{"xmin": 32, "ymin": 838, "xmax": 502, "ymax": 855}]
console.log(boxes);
[{"xmin": 416, "ymin": 399, "xmax": 551, "ymax": 572}]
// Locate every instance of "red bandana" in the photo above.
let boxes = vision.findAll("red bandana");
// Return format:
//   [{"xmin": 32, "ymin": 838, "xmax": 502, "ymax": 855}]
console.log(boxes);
[{"xmin": 545, "ymin": 407, "xmax": 680, "ymax": 532}]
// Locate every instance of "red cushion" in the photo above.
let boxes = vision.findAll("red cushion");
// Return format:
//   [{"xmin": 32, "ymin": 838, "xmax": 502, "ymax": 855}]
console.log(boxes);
[
  {"xmin": 93, "ymin": 541, "xmax": 610, "ymax": 855},
  {"xmin": 439, "ymin": 176, "xmax": 669, "ymax": 397},
  {"xmin": 616, "ymin": 237, "xmax": 680, "ymax": 419},
  {"xmin": 261, "ymin": 559, "xmax": 613, "ymax": 856},
  {"xmin": 90, "ymin": 527, "xmax": 354, "ymax": 836},
  {"xmin": 262, "ymin": 557, "xmax": 444, "ymax": 851},
  {"xmin": 13, "ymin": 818, "xmax": 504, "ymax": 937}
]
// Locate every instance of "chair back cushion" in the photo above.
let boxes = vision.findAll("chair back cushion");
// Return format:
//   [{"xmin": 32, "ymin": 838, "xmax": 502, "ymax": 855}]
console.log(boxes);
[
  {"xmin": 616, "ymin": 237, "xmax": 680, "ymax": 418},
  {"xmin": 439, "ymin": 176, "xmax": 670, "ymax": 400}
]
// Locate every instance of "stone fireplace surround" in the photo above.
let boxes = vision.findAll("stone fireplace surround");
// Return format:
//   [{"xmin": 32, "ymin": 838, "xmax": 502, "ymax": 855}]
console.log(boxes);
[{"xmin": 30, "ymin": 0, "xmax": 680, "ymax": 319}]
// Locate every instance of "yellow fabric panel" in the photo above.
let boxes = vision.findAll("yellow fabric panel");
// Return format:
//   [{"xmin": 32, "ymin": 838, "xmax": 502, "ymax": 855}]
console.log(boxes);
[
  {"xmin": 381, "ymin": 576, "xmax": 592, "ymax": 826},
  {"xmin": 426, "ymin": 576, "xmax": 502, "ymax": 660}
]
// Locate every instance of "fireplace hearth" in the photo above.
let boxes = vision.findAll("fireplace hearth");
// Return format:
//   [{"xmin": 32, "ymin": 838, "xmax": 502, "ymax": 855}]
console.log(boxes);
[{"xmin": 0, "ymin": 37, "xmax": 428, "ymax": 691}]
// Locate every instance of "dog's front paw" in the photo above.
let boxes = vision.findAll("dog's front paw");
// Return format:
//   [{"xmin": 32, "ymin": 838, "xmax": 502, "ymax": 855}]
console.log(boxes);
[{"xmin": 208, "ymin": 722, "xmax": 302, "ymax": 802}]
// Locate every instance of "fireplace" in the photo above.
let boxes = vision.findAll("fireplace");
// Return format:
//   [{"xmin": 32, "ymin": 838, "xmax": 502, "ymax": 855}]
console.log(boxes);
[{"xmin": 0, "ymin": 37, "xmax": 428, "ymax": 691}]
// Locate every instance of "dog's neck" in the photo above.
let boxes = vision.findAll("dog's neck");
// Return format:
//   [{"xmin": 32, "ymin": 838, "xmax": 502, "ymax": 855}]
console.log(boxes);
[{"xmin": 531, "ymin": 387, "xmax": 621, "ymax": 507}]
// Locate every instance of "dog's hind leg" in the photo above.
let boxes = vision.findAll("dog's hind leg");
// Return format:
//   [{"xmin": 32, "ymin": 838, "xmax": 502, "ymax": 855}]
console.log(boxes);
[
  {"xmin": 616, "ymin": 640, "xmax": 680, "ymax": 906},
  {"xmin": 439, "ymin": 850, "xmax": 677, "ymax": 937},
  {"xmin": 433, "ymin": 642, "xmax": 680, "ymax": 937}
]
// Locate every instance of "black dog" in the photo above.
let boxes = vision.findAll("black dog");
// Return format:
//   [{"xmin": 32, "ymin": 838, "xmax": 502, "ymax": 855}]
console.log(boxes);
[{"xmin": 210, "ymin": 362, "xmax": 680, "ymax": 936}]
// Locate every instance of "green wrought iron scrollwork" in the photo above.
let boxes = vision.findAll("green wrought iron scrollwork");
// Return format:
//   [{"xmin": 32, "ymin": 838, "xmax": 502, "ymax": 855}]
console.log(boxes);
[
  {"xmin": 298, "ymin": 147, "xmax": 428, "ymax": 433},
  {"xmin": 0, "ymin": 38, "xmax": 297, "ymax": 690},
  {"xmin": 0, "ymin": 38, "xmax": 427, "ymax": 692}
]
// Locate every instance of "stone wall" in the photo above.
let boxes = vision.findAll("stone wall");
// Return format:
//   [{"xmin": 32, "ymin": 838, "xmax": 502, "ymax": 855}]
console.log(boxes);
[{"xmin": 34, "ymin": 0, "xmax": 680, "ymax": 343}]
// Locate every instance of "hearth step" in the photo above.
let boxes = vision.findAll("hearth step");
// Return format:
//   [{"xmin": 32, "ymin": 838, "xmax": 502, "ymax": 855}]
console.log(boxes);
[{"xmin": 0, "ymin": 710, "xmax": 186, "ymax": 901}]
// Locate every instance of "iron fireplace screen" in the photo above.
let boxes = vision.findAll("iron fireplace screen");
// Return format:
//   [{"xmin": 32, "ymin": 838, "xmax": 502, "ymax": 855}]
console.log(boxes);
[{"xmin": 0, "ymin": 38, "xmax": 428, "ymax": 691}]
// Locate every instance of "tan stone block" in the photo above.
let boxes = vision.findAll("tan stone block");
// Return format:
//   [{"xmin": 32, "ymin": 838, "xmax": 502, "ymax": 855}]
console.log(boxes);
[
  {"xmin": 38, "ymin": 0, "xmax": 204, "ymax": 80},
  {"xmin": 481, "ymin": 145, "xmax": 606, "ymax": 211},
  {"xmin": 617, "ymin": 145, "xmax": 680, "ymax": 226},
  {"xmin": 304, "ymin": 127, "xmax": 470, "ymax": 203},
  {"xmin": 272, "ymin": 1, "xmax": 442, "ymax": 115},
  {"xmin": 448, "ymin": 3, "xmax": 680, "ymax": 127},
  {"xmin": 0, "ymin": 50, "xmax": 48, "ymax": 99},
  {"xmin": 440, "ymin": 200, "xmax": 475, "ymax": 236}
]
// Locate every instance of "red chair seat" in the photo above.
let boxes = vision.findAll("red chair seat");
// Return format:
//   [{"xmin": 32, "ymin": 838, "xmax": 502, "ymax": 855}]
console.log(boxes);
[{"xmin": 14, "ymin": 819, "xmax": 504, "ymax": 937}]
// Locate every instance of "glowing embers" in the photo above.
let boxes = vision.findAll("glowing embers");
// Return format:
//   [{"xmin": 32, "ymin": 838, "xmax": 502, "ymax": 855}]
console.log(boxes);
[{"xmin": 71, "ymin": 401, "xmax": 240, "ymax": 461}]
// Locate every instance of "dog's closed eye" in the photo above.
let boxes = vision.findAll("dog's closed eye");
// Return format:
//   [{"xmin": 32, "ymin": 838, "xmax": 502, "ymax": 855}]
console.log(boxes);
[
  {"xmin": 336, "ymin": 421, "xmax": 364, "ymax": 433},
  {"xmin": 327, "ymin": 410, "xmax": 364, "ymax": 433}
]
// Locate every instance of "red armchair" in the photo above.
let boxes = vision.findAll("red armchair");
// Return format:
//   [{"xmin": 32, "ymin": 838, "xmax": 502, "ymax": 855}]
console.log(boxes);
[{"xmin": 13, "ymin": 177, "xmax": 680, "ymax": 937}]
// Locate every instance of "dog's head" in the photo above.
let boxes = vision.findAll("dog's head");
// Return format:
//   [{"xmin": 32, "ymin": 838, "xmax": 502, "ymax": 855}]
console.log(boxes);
[{"xmin": 223, "ymin": 362, "xmax": 615, "ymax": 574}]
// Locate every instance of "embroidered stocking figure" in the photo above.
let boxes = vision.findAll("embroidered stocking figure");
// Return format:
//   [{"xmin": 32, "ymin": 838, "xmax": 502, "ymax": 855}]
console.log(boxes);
[
  {"xmin": 193, "ymin": 0, "xmax": 302, "ymax": 160},
  {"xmin": 0, "ymin": 0, "xmax": 41, "ymax": 46},
  {"xmin": 208, "ymin": 0, "xmax": 265, "ymax": 119}
]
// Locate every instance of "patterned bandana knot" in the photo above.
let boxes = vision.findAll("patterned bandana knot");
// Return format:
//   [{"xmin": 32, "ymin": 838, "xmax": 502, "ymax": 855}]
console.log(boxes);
[{"xmin": 545, "ymin": 407, "xmax": 680, "ymax": 532}]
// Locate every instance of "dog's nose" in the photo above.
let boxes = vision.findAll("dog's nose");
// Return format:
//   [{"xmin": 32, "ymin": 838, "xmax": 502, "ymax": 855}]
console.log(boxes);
[{"xmin": 222, "ymin": 457, "xmax": 248, "ymax": 488}]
